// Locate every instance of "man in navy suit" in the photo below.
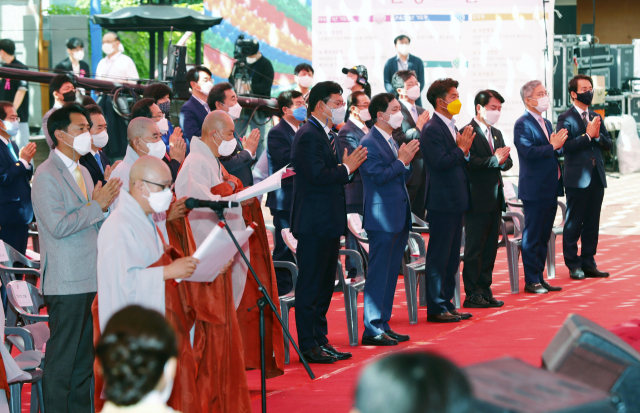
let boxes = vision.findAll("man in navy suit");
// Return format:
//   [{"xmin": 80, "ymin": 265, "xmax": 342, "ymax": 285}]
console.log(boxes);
[
  {"xmin": 0, "ymin": 101, "xmax": 35, "ymax": 254},
  {"xmin": 338, "ymin": 90, "xmax": 370, "ymax": 278},
  {"xmin": 359, "ymin": 93, "xmax": 419, "ymax": 346},
  {"xmin": 179, "ymin": 66, "xmax": 214, "ymax": 154},
  {"xmin": 290, "ymin": 81, "xmax": 367, "ymax": 363},
  {"xmin": 383, "ymin": 35, "xmax": 425, "ymax": 107},
  {"xmin": 420, "ymin": 78, "xmax": 475, "ymax": 323},
  {"xmin": 557, "ymin": 75, "xmax": 612, "ymax": 280},
  {"xmin": 266, "ymin": 90, "xmax": 305, "ymax": 296},
  {"xmin": 79, "ymin": 104, "xmax": 117, "ymax": 186},
  {"xmin": 208, "ymin": 82, "xmax": 260, "ymax": 187},
  {"xmin": 514, "ymin": 80, "xmax": 568, "ymax": 294}
]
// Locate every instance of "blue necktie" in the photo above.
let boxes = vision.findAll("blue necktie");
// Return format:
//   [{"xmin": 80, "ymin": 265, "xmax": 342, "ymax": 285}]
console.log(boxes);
[
  {"xmin": 6, "ymin": 141, "xmax": 18, "ymax": 162},
  {"xmin": 94, "ymin": 152, "xmax": 104, "ymax": 174}
]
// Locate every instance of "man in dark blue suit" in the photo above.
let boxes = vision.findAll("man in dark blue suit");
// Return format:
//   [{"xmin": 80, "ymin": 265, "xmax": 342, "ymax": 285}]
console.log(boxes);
[
  {"xmin": 179, "ymin": 66, "xmax": 214, "ymax": 154},
  {"xmin": 420, "ymin": 78, "xmax": 475, "ymax": 323},
  {"xmin": 290, "ymin": 81, "xmax": 367, "ymax": 363},
  {"xmin": 359, "ymin": 93, "xmax": 419, "ymax": 346},
  {"xmin": 208, "ymin": 82, "xmax": 260, "ymax": 187},
  {"xmin": 338, "ymin": 90, "xmax": 370, "ymax": 278},
  {"xmin": 514, "ymin": 80, "xmax": 568, "ymax": 294},
  {"xmin": 557, "ymin": 75, "xmax": 612, "ymax": 280},
  {"xmin": 266, "ymin": 90, "xmax": 305, "ymax": 296},
  {"xmin": 79, "ymin": 104, "xmax": 115, "ymax": 186},
  {"xmin": 0, "ymin": 101, "xmax": 35, "ymax": 255},
  {"xmin": 383, "ymin": 35, "xmax": 425, "ymax": 107}
]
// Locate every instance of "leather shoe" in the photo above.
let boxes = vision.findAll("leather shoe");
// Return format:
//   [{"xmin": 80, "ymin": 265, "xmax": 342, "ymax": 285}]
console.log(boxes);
[
  {"xmin": 569, "ymin": 268, "xmax": 585, "ymax": 280},
  {"xmin": 541, "ymin": 280, "xmax": 562, "ymax": 291},
  {"xmin": 427, "ymin": 312, "xmax": 461, "ymax": 323},
  {"xmin": 450, "ymin": 309, "xmax": 472, "ymax": 320},
  {"xmin": 320, "ymin": 343, "xmax": 352, "ymax": 360},
  {"xmin": 524, "ymin": 283, "xmax": 548, "ymax": 294},
  {"xmin": 463, "ymin": 294, "xmax": 490, "ymax": 308},
  {"xmin": 385, "ymin": 329, "xmax": 410, "ymax": 342},
  {"xmin": 583, "ymin": 267, "xmax": 609, "ymax": 278},
  {"xmin": 482, "ymin": 296, "xmax": 505, "ymax": 307},
  {"xmin": 362, "ymin": 333, "xmax": 398, "ymax": 346},
  {"xmin": 301, "ymin": 346, "xmax": 336, "ymax": 364}
]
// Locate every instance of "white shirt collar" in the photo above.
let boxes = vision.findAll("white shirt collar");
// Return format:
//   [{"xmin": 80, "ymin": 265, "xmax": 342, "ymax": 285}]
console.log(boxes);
[
  {"xmin": 193, "ymin": 94, "xmax": 208, "ymax": 109},
  {"xmin": 397, "ymin": 54, "xmax": 409, "ymax": 62},
  {"xmin": 0, "ymin": 136, "xmax": 8, "ymax": 145},
  {"xmin": 374, "ymin": 125, "xmax": 392, "ymax": 141},
  {"xmin": 526, "ymin": 109, "xmax": 545, "ymax": 123},
  {"xmin": 573, "ymin": 104, "xmax": 587, "ymax": 116},
  {"xmin": 54, "ymin": 148, "xmax": 78, "ymax": 174},
  {"xmin": 349, "ymin": 118, "xmax": 366, "ymax": 131},
  {"xmin": 474, "ymin": 117, "xmax": 490, "ymax": 137},
  {"xmin": 107, "ymin": 52, "xmax": 122, "ymax": 62},
  {"xmin": 284, "ymin": 119, "xmax": 300, "ymax": 132},
  {"xmin": 311, "ymin": 115, "xmax": 331, "ymax": 135},
  {"xmin": 399, "ymin": 99, "xmax": 415, "ymax": 112}
]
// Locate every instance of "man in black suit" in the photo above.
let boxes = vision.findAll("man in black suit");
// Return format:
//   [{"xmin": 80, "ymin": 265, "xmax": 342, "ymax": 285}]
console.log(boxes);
[
  {"xmin": 208, "ymin": 82, "xmax": 260, "ymax": 187},
  {"xmin": 383, "ymin": 35, "xmax": 425, "ymax": 107},
  {"xmin": 54, "ymin": 37, "xmax": 90, "ymax": 79},
  {"xmin": 179, "ymin": 66, "xmax": 214, "ymax": 154},
  {"xmin": 557, "ymin": 75, "xmax": 613, "ymax": 280},
  {"xmin": 43, "ymin": 74, "xmax": 77, "ymax": 149},
  {"xmin": 79, "ymin": 104, "xmax": 117, "ymax": 186},
  {"xmin": 266, "ymin": 90, "xmax": 305, "ymax": 296},
  {"xmin": 462, "ymin": 90, "xmax": 513, "ymax": 308},
  {"xmin": 420, "ymin": 78, "xmax": 475, "ymax": 323},
  {"xmin": 290, "ymin": 81, "xmax": 367, "ymax": 363},
  {"xmin": 338, "ymin": 90, "xmax": 370, "ymax": 278},
  {"xmin": 391, "ymin": 70, "xmax": 430, "ymax": 218}
]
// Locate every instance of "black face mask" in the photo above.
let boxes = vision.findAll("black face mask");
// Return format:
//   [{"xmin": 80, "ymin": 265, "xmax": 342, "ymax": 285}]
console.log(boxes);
[
  {"xmin": 62, "ymin": 90, "xmax": 76, "ymax": 103},
  {"xmin": 575, "ymin": 90, "xmax": 593, "ymax": 106}
]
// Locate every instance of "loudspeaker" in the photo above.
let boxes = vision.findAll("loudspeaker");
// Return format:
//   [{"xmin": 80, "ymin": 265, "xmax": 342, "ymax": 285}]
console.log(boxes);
[
  {"xmin": 465, "ymin": 357, "xmax": 621, "ymax": 412},
  {"xmin": 610, "ymin": 45, "xmax": 635, "ymax": 90}
]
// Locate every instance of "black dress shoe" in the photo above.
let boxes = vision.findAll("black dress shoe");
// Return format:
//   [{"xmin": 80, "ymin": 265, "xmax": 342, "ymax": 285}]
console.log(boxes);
[
  {"xmin": 482, "ymin": 296, "xmax": 505, "ymax": 307},
  {"xmin": 301, "ymin": 346, "xmax": 337, "ymax": 364},
  {"xmin": 427, "ymin": 312, "xmax": 461, "ymax": 323},
  {"xmin": 524, "ymin": 283, "xmax": 548, "ymax": 294},
  {"xmin": 384, "ymin": 329, "xmax": 410, "ymax": 342},
  {"xmin": 463, "ymin": 294, "xmax": 490, "ymax": 308},
  {"xmin": 583, "ymin": 267, "xmax": 609, "ymax": 278},
  {"xmin": 541, "ymin": 281, "xmax": 562, "ymax": 291},
  {"xmin": 362, "ymin": 333, "xmax": 398, "ymax": 346},
  {"xmin": 569, "ymin": 268, "xmax": 585, "ymax": 280},
  {"xmin": 320, "ymin": 344, "xmax": 352, "ymax": 360},
  {"xmin": 450, "ymin": 309, "xmax": 472, "ymax": 320}
]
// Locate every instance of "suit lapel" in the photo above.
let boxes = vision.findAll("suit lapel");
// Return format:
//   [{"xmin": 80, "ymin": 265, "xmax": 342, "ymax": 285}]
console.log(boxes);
[
  {"xmin": 280, "ymin": 120, "xmax": 296, "ymax": 142},
  {"xmin": 434, "ymin": 115, "xmax": 455, "ymax": 146},
  {"xmin": 372, "ymin": 127, "xmax": 396, "ymax": 160},
  {"xmin": 51, "ymin": 152, "xmax": 89, "ymax": 202},
  {"xmin": 309, "ymin": 117, "xmax": 338, "ymax": 163},
  {"xmin": 0, "ymin": 139, "xmax": 15, "ymax": 163},
  {"xmin": 525, "ymin": 111, "xmax": 550, "ymax": 143},
  {"xmin": 471, "ymin": 119, "xmax": 493, "ymax": 155},
  {"xmin": 400, "ymin": 104, "xmax": 417, "ymax": 128},
  {"xmin": 571, "ymin": 106, "xmax": 588, "ymax": 134}
]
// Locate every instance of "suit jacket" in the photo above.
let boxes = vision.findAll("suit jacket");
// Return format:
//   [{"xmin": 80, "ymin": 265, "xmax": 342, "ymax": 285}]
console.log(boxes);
[
  {"xmin": 392, "ymin": 103, "xmax": 426, "ymax": 188},
  {"xmin": 54, "ymin": 57, "xmax": 91, "ymax": 78},
  {"xmin": 465, "ymin": 119, "xmax": 513, "ymax": 214},
  {"xmin": 290, "ymin": 117, "xmax": 351, "ymax": 238},
  {"xmin": 383, "ymin": 54, "xmax": 425, "ymax": 107},
  {"xmin": 337, "ymin": 119, "xmax": 366, "ymax": 207},
  {"xmin": 556, "ymin": 106, "xmax": 612, "ymax": 189},
  {"xmin": 513, "ymin": 111, "xmax": 564, "ymax": 201},
  {"xmin": 0, "ymin": 138, "xmax": 33, "ymax": 227},
  {"xmin": 266, "ymin": 120, "xmax": 296, "ymax": 211},
  {"xmin": 179, "ymin": 95, "xmax": 208, "ymax": 153},
  {"xmin": 360, "ymin": 127, "xmax": 412, "ymax": 233},
  {"xmin": 420, "ymin": 114, "xmax": 471, "ymax": 213},
  {"xmin": 31, "ymin": 151, "xmax": 105, "ymax": 295},
  {"xmin": 219, "ymin": 131, "xmax": 255, "ymax": 187},
  {"xmin": 79, "ymin": 150, "xmax": 111, "ymax": 186}
]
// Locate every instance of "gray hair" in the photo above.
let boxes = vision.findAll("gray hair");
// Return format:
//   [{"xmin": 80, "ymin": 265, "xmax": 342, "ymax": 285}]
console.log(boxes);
[{"xmin": 520, "ymin": 80, "xmax": 543, "ymax": 103}]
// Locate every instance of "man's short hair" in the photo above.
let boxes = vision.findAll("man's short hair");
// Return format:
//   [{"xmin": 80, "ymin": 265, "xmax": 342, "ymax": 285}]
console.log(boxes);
[
  {"xmin": 50, "ymin": 74, "xmax": 75, "ymax": 94},
  {"xmin": 307, "ymin": 81, "xmax": 343, "ymax": 118},
  {"xmin": 82, "ymin": 95, "xmax": 97, "ymax": 106},
  {"xmin": 66, "ymin": 37, "xmax": 84, "ymax": 49},
  {"xmin": 130, "ymin": 98, "xmax": 155, "ymax": 120},
  {"xmin": 277, "ymin": 90, "xmax": 303, "ymax": 117},
  {"xmin": 186, "ymin": 66, "xmax": 212, "ymax": 88},
  {"xmin": 427, "ymin": 78, "xmax": 459, "ymax": 108},
  {"xmin": 394, "ymin": 35, "xmax": 410, "ymax": 44},
  {"xmin": 143, "ymin": 83, "xmax": 173, "ymax": 103},
  {"xmin": 368, "ymin": 93, "xmax": 396, "ymax": 124},
  {"xmin": 354, "ymin": 352, "xmax": 472, "ymax": 413},
  {"xmin": 568, "ymin": 74, "xmax": 593, "ymax": 95},
  {"xmin": 474, "ymin": 89, "xmax": 505, "ymax": 114},
  {"xmin": 105, "ymin": 31, "xmax": 120, "ymax": 42},
  {"xmin": 47, "ymin": 103, "xmax": 90, "ymax": 148},
  {"xmin": 85, "ymin": 104, "xmax": 104, "ymax": 117},
  {"xmin": 294, "ymin": 63, "xmax": 314, "ymax": 76},
  {"xmin": 520, "ymin": 80, "xmax": 543, "ymax": 103},
  {"xmin": 391, "ymin": 70, "xmax": 418, "ymax": 98},
  {"xmin": 0, "ymin": 39, "xmax": 16, "ymax": 56},
  {"xmin": 0, "ymin": 101, "xmax": 13, "ymax": 121},
  {"xmin": 207, "ymin": 82, "xmax": 234, "ymax": 111}
]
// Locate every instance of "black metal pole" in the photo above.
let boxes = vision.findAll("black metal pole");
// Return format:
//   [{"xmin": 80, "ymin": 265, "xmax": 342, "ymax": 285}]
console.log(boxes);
[
  {"xmin": 258, "ymin": 297, "xmax": 267, "ymax": 413},
  {"xmin": 158, "ymin": 31, "xmax": 165, "ymax": 80},
  {"xmin": 149, "ymin": 31, "xmax": 156, "ymax": 80},
  {"xmin": 195, "ymin": 31, "xmax": 202, "ymax": 66}
]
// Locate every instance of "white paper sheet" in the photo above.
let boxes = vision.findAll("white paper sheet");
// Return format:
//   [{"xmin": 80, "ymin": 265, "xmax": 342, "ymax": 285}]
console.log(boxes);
[
  {"xmin": 12, "ymin": 281, "xmax": 33, "ymax": 308},
  {"xmin": 222, "ymin": 165, "xmax": 288, "ymax": 202},
  {"xmin": 0, "ymin": 241, "xmax": 8, "ymax": 263}
]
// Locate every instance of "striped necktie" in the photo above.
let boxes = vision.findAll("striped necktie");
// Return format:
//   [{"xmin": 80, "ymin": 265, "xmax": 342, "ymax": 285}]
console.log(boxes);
[
  {"xmin": 328, "ymin": 131, "xmax": 337, "ymax": 157},
  {"xmin": 582, "ymin": 111, "xmax": 589, "ymax": 127}
]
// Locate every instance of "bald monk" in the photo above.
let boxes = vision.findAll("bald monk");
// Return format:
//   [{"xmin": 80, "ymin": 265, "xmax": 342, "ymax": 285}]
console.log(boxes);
[{"xmin": 176, "ymin": 110, "xmax": 285, "ymax": 382}]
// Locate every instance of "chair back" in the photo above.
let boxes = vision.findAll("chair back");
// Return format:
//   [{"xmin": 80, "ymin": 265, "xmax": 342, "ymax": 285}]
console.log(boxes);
[
  {"xmin": 0, "ymin": 241, "xmax": 40, "ymax": 270},
  {"xmin": 411, "ymin": 213, "xmax": 429, "ymax": 229},
  {"xmin": 281, "ymin": 229, "xmax": 298, "ymax": 256},
  {"xmin": 347, "ymin": 214, "xmax": 369, "ymax": 253},
  {"xmin": 407, "ymin": 232, "xmax": 426, "ymax": 261},
  {"xmin": 6, "ymin": 281, "xmax": 46, "ymax": 324},
  {"xmin": 503, "ymin": 181, "xmax": 523, "ymax": 231}
]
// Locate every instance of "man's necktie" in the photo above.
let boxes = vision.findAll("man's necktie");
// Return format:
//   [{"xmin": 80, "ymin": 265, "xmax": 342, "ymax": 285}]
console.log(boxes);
[
  {"xmin": 486, "ymin": 128, "xmax": 494, "ymax": 154},
  {"xmin": 94, "ymin": 153, "xmax": 104, "ymax": 174},
  {"xmin": 6, "ymin": 142, "xmax": 18, "ymax": 162},
  {"xmin": 328, "ymin": 131, "xmax": 337, "ymax": 157},
  {"xmin": 387, "ymin": 137, "xmax": 398, "ymax": 158},
  {"xmin": 411, "ymin": 106, "xmax": 418, "ymax": 123},
  {"xmin": 73, "ymin": 166, "xmax": 89, "ymax": 201},
  {"xmin": 582, "ymin": 111, "xmax": 589, "ymax": 127},
  {"xmin": 538, "ymin": 118, "xmax": 561, "ymax": 179},
  {"xmin": 362, "ymin": 125, "xmax": 369, "ymax": 134}
]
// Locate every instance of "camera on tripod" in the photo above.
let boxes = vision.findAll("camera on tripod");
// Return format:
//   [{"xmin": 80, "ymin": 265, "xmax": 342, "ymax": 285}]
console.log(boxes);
[
  {"xmin": 232, "ymin": 34, "xmax": 259, "ymax": 95},
  {"xmin": 234, "ymin": 34, "xmax": 259, "ymax": 62}
]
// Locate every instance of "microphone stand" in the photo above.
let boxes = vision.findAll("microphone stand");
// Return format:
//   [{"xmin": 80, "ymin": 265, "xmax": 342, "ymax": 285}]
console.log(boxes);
[{"xmin": 210, "ymin": 206, "xmax": 315, "ymax": 413}]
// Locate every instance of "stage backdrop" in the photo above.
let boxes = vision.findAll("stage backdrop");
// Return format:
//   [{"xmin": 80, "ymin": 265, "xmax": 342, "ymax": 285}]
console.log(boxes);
[{"xmin": 312, "ymin": 0, "xmax": 555, "ymax": 173}]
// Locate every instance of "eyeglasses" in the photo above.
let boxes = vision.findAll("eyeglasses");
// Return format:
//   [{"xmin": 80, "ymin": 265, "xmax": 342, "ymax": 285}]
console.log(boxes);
[
  {"xmin": 4, "ymin": 116, "xmax": 19, "ymax": 122},
  {"xmin": 142, "ymin": 179, "xmax": 174, "ymax": 191},
  {"xmin": 355, "ymin": 104, "xmax": 369, "ymax": 109},
  {"xmin": 405, "ymin": 82, "xmax": 420, "ymax": 88},
  {"xmin": 151, "ymin": 114, "xmax": 165, "ymax": 121},
  {"xmin": 327, "ymin": 99, "xmax": 345, "ymax": 107}
]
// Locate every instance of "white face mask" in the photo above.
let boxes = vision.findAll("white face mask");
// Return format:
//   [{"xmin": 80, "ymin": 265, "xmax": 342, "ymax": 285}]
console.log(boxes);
[
  {"xmin": 213, "ymin": 131, "xmax": 237, "ymax": 157},
  {"xmin": 224, "ymin": 103, "xmax": 243, "ymax": 120},
  {"xmin": 381, "ymin": 111, "xmax": 404, "ymax": 129},
  {"xmin": 139, "ymin": 138, "xmax": 166, "ymax": 159},
  {"xmin": 531, "ymin": 96, "xmax": 549, "ymax": 113},
  {"xmin": 296, "ymin": 75, "xmax": 313, "ymax": 88},
  {"xmin": 358, "ymin": 108, "xmax": 371, "ymax": 122},
  {"xmin": 62, "ymin": 130, "xmax": 92, "ymax": 155},
  {"xmin": 1, "ymin": 120, "xmax": 20, "ymax": 136},
  {"xmin": 156, "ymin": 117, "xmax": 169, "ymax": 134},
  {"xmin": 72, "ymin": 50, "xmax": 84, "ymax": 61},
  {"xmin": 92, "ymin": 130, "xmax": 109, "ymax": 148},
  {"xmin": 199, "ymin": 81, "xmax": 214, "ymax": 96},
  {"xmin": 143, "ymin": 182, "xmax": 173, "ymax": 213},
  {"xmin": 246, "ymin": 56, "xmax": 258, "ymax": 64},
  {"xmin": 397, "ymin": 44, "xmax": 410, "ymax": 56},
  {"xmin": 323, "ymin": 102, "xmax": 346, "ymax": 125},
  {"xmin": 406, "ymin": 85, "xmax": 421, "ymax": 101},
  {"xmin": 343, "ymin": 76, "xmax": 357, "ymax": 91},
  {"xmin": 102, "ymin": 43, "xmax": 115, "ymax": 55},
  {"xmin": 482, "ymin": 108, "xmax": 501, "ymax": 126}
]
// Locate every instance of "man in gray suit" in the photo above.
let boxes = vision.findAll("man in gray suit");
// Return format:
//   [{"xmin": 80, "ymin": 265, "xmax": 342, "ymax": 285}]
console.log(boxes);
[{"xmin": 32, "ymin": 104, "xmax": 121, "ymax": 412}]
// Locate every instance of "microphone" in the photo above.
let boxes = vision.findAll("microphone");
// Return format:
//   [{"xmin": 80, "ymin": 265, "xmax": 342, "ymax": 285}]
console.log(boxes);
[{"xmin": 185, "ymin": 198, "xmax": 240, "ymax": 210}]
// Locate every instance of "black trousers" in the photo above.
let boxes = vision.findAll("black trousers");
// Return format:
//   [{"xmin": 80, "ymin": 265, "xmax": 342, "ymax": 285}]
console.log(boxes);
[
  {"xmin": 294, "ymin": 233, "xmax": 340, "ymax": 353},
  {"xmin": 43, "ymin": 292, "xmax": 96, "ymax": 413},
  {"xmin": 462, "ymin": 207, "xmax": 502, "ymax": 298},
  {"xmin": 270, "ymin": 208, "xmax": 295, "ymax": 296},
  {"xmin": 563, "ymin": 170, "xmax": 605, "ymax": 271}
]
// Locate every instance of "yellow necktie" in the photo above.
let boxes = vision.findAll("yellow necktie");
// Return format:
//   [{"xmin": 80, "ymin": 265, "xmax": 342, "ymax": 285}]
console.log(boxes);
[{"xmin": 73, "ymin": 166, "xmax": 88, "ymax": 201}]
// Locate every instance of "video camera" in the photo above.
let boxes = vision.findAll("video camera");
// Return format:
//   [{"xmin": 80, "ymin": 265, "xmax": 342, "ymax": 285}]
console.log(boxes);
[{"xmin": 234, "ymin": 34, "xmax": 260, "ymax": 62}]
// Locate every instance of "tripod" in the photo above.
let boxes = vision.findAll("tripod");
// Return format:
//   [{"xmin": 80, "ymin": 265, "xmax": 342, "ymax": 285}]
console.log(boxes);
[{"xmin": 210, "ymin": 207, "xmax": 315, "ymax": 413}]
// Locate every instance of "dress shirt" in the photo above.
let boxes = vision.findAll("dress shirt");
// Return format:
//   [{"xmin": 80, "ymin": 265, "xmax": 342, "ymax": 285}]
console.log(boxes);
[
  {"xmin": 0, "ymin": 136, "xmax": 30, "ymax": 169},
  {"xmin": 193, "ymin": 94, "xmax": 211, "ymax": 113},
  {"xmin": 90, "ymin": 149, "xmax": 105, "ymax": 174},
  {"xmin": 95, "ymin": 52, "xmax": 139, "ymax": 82},
  {"xmin": 349, "ymin": 117, "xmax": 369, "ymax": 133},
  {"xmin": 399, "ymin": 99, "xmax": 418, "ymax": 123},
  {"xmin": 374, "ymin": 125, "xmax": 410, "ymax": 169},
  {"xmin": 284, "ymin": 119, "xmax": 300, "ymax": 133},
  {"xmin": 55, "ymin": 149, "xmax": 109, "ymax": 216},
  {"xmin": 573, "ymin": 104, "xmax": 600, "ymax": 142},
  {"xmin": 396, "ymin": 55, "xmax": 409, "ymax": 71},
  {"xmin": 311, "ymin": 115, "xmax": 351, "ymax": 175},
  {"xmin": 435, "ymin": 111, "xmax": 469, "ymax": 161},
  {"xmin": 475, "ymin": 118, "xmax": 506, "ymax": 170},
  {"xmin": 526, "ymin": 109, "xmax": 562, "ymax": 179}
]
